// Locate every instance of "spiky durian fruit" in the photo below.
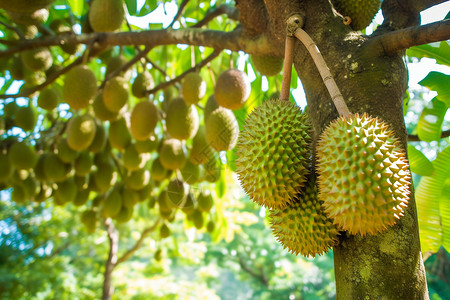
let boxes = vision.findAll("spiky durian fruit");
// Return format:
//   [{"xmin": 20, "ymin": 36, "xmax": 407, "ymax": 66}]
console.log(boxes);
[
  {"xmin": 62, "ymin": 65, "xmax": 98, "ymax": 110},
  {"xmin": 316, "ymin": 113, "xmax": 411, "ymax": 235},
  {"xmin": 236, "ymin": 100, "xmax": 312, "ymax": 209},
  {"xmin": 181, "ymin": 72, "xmax": 206, "ymax": 105},
  {"xmin": 251, "ymin": 55, "xmax": 283, "ymax": 77},
  {"xmin": 166, "ymin": 97, "xmax": 199, "ymax": 140},
  {"xmin": 130, "ymin": 100, "xmax": 159, "ymax": 141},
  {"xmin": 132, "ymin": 71, "xmax": 154, "ymax": 98},
  {"xmin": 88, "ymin": 0, "xmax": 124, "ymax": 32},
  {"xmin": 66, "ymin": 114, "xmax": 96, "ymax": 151},
  {"xmin": 332, "ymin": 0, "xmax": 381, "ymax": 31},
  {"xmin": 270, "ymin": 179, "xmax": 340, "ymax": 257},
  {"xmin": 205, "ymin": 107, "xmax": 238, "ymax": 152},
  {"xmin": 214, "ymin": 69, "xmax": 251, "ymax": 110},
  {"xmin": 159, "ymin": 138, "xmax": 186, "ymax": 170}
]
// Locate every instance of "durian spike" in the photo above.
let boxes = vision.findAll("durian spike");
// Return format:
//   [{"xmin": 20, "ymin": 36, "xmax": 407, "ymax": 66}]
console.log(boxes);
[
  {"xmin": 293, "ymin": 28, "xmax": 351, "ymax": 117},
  {"xmin": 280, "ymin": 36, "xmax": 295, "ymax": 101}
]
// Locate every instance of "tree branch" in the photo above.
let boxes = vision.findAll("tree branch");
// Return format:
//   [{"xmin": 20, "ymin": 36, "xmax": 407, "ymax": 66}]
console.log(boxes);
[
  {"xmin": 116, "ymin": 218, "xmax": 161, "ymax": 265},
  {"xmin": 365, "ymin": 19, "xmax": 450, "ymax": 57},
  {"xmin": 167, "ymin": 0, "xmax": 190, "ymax": 28},
  {"xmin": 192, "ymin": 4, "xmax": 240, "ymax": 28},
  {"xmin": 0, "ymin": 27, "xmax": 270, "ymax": 58},
  {"xmin": 408, "ymin": 129, "xmax": 450, "ymax": 141},
  {"xmin": 237, "ymin": 254, "xmax": 269, "ymax": 286},
  {"xmin": 145, "ymin": 49, "xmax": 222, "ymax": 96},
  {"xmin": 103, "ymin": 218, "xmax": 118, "ymax": 300}
]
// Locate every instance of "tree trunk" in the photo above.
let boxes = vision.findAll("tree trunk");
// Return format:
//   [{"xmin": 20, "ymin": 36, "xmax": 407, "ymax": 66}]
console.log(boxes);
[
  {"xmin": 284, "ymin": 0, "xmax": 429, "ymax": 298},
  {"xmin": 102, "ymin": 219, "xmax": 118, "ymax": 300}
]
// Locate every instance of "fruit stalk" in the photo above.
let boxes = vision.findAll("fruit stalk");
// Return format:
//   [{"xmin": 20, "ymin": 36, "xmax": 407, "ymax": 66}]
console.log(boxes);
[
  {"xmin": 293, "ymin": 28, "xmax": 351, "ymax": 117},
  {"xmin": 280, "ymin": 36, "xmax": 295, "ymax": 101}
]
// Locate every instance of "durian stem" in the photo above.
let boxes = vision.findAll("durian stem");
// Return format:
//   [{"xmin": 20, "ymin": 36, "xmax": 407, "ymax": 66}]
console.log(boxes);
[
  {"xmin": 280, "ymin": 36, "xmax": 296, "ymax": 101},
  {"xmin": 293, "ymin": 28, "xmax": 351, "ymax": 117}
]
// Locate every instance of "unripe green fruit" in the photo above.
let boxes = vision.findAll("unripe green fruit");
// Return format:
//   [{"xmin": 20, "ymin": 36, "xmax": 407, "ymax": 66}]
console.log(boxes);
[
  {"xmin": 181, "ymin": 160, "xmax": 201, "ymax": 184},
  {"xmin": 21, "ymin": 47, "xmax": 52, "ymax": 72},
  {"xmin": 158, "ymin": 190, "xmax": 172, "ymax": 213},
  {"xmin": 93, "ymin": 93, "xmax": 119, "ymax": 121},
  {"xmin": 236, "ymin": 100, "xmax": 311, "ymax": 209},
  {"xmin": 270, "ymin": 179, "xmax": 339, "ymax": 257},
  {"xmin": 150, "ymin": 157, "xmax": 170, "ymax": 182},
  {"xmin": 166, "ymin": 179, "xmax": 189, "ymax": 208},
  {"xmin": 14, "ymin": 105, "xmax": 36, "ymax": 132},
  {"xmin": 123, "ymin": 144, "xmax": 147, "ymax": 171},
  {"xmin": 132, "ymin": 71, "xmax": 154, "ymax": 98},
  {"xmin": 9, "ymin": 142, "xmax": 38, "ymax": 170},
  {"xmin": 11, "ymin": 185, "xmax": 27, "ymax": 203},
  {"xmin": 56, "ymin": 138, "xmax": 79, "ymax": 163},
  {"xmin": 73, "ymin": 188, "xmax": 90, "ymax": 206},
  {"xmin": 130, "ymin": 100, "xmax": 159, "ymax": 141},
  {"xmin": 181, "ymin": 72, "xmax": 206, "ymax": 105},
  {"xmin": 135, "ymin": 135, "xmax": 158, "ymax": 153},
  {"xmin": 160, "ymin": 223, "xmax": 171, "ymax": 239},
  {"xmin": 94, "ymin": 161, "xmax": 117, "ymax": 193},
  {"xmin": 205, "ymin": 107, "xmax": 238, "ymax": 152},
  {"xmin": 0, "ymin": 153, "xmax": 13, "ymax": 182},
  {"xmin": 214, "ymin": 69, "xmax": 251, "ymax": 110},
  {"xmin": 191, "ymin": 209, "xmax": 204, "ymax": 229},
  {"xmin": 103, "ymin": 185, "xmax": 122, "ymax": 218},
  {"xmin": 81, "ymin": 210, "xmax": 97, "ymax": 233},
  {"xmin": 38, "ymin": 87, "xmax": 59, "ymax": 110},
  {"xmin": 62, "ymin": 65, "xmax": 98, "ymax": 110},
  {"xmin": 122, "ymin": 187, "xmax": 140, "ymax": 208},
  {"xmin": 103, "ymin": 76, "xmax": 129, "ymax": 113},
  {"xmin": 74, "ymin": 151, "xmax": 94, "ymax": 176},
  {"xmin": 203, "ymin": 155, "xmax": 221, "ymax": 183},
  {"xmin": 332, "ymin": 0, "xmax": 381, "ymax": 30},
  {"xmin": 10, "ymin": 56, "xmax": 25, "ymax": 80},
  {"xmin": 53, "ymin": 177, "xmax": 77, "ymax": 205},
  {"xmin": 189, "ymin": 126, "xmax": 214, "ymax": 165},
  {"xmin": 251, "ymin": 55, "xmax": 283, "ymax": 76},
  {"xmin": 105, "ymin": 56, "xmax": 128, "ymax": 78},
  {"xmin": 115, "ymin": 205, "xmax": 133, "ymax": 223},
  {"xmin": 108, "ymin": 117, "xmax": 132, "ymax": 150},
  {"xmin": 66, "ymin": 114, "xmax": 97, "ymax": 151},
  {"xmin": 159, "ymin": 139, "xmax": 186, "ymax": 170},
  {"xmin": 181, "ymin": 193, "xmax": 195, "ymax": 215},
  {"xmin": 89, "ymin": 0, "xmax": 125, "ymax": 32},
  {"xmin": 43, "ymin": 153, "xmax": 71, "ymax": 182},
  {"xmin": 204, "ymin": 95, "xmax": 219, "ymax": 123},
  {"xmin": 88, "ymin": 119, "xmax": 107, "ymax": 153},
  {"xmin": 207, "ymin": 220, "xmax": 215, "ymax": 233},
  {"xmin": 166, "ymin": 97, "xmax": 199, "ymax": 140},
  {"xmin": 197, "ymin": 190, "xmax": 213, "ymax": 212},
  {"xmin": 316, "ymin": 113, "xmax": 411, "ymax": 235},
  {"xmin": 124, "ymin": 168, "xmax": 150, "ymax": 190}
]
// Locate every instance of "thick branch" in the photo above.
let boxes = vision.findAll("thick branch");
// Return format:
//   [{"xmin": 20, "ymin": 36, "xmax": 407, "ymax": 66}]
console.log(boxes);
[
  {"xmin": 0, "ymin": 27, "xmax": 270, "ymax": 58},
  {"xmin": 102, "ymin": 218, "xmax": 118, "ymax": 300},
  {"xmin": 237, "ymin": 254, "xmax": 269, "ymax": 286},
  {"xmin": 366, "ymin": 19, "xmax": 450, "ymax": 57},
  {"xmin": 192, "ymin": 4, "xmax": 240, "ymax": 28},
  {"xmin": 116, "ymin": 219, "xmax": 160, "ymax": 265},
  {"xmin": 145, "ymin": 49, "xmax": 222, "ymax": 96},
  {"xmin": 408, "ymin": 129, "xmax": 450, "ymax": 141}
]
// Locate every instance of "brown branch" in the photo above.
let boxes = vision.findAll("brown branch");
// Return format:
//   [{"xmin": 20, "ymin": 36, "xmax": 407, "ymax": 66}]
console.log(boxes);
[
  {"xmin": 0, "ymin": 27, "xmax": 270, "ymax": 59},
  {"xmin": 192, "ymin": 4, "xmax": 240, "ymax": 28},
  {"xmin": 237, "ymin": 254, "xmax": 269, "ymax": 286},
  {"xmin": 145, "ymin": 49, "xmax": 222, "ymax": 96},
  {"xmin": 167, "ymin": 0, "xmax": 190, "ymax": 29},
  {"xmin": 0, "ymin": 20, "xmax": 25, "ymax": 40},
  {"xmin": 102, "ymin": 218, "xmax": 118, "ymax": 300},
  {"xmin": 408, "ymin": 129, "xmax": 450, "ymax": 141},
  {"xmin": 116, "ymin": 218, "xmax": 161, "ymax": 265},
  {"xmin": 367, "ymin": 19, "xmax": 450, "ymax": 56},
  {"xmin": 145, "ymin": 56, "xmax": 168, "ymax": 78}
]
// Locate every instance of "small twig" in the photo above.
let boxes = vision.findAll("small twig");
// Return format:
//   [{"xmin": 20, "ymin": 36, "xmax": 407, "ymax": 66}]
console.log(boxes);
[
  {"xmin": 293, "ymin": 27, "xmax": 351, "ymax": 117},
  {"xmin": 192, "ymin": 4, "xmax": 240, "ymax": 28},
  {"xmin": 116, "ymin": 218, "xmax": 161, "ymax": 265},
  {"xmin": 145, "ymin": 56, "xmax": 168, "ymax": 78},
  {"xmin": 145, "ymin": 49, "xmax": 222, "ymax": 96},
  {"xmin": 280, "ymin": 36, "xmax": 295, "ymax": 101},
  {"xmin": 167, "ymin": 0, "xmax": 190, "ymax": 28},
  {"xmin": 408, "ymin": 130, "xmax": 450, "ymax": 142},
  {"xmin": 0, "ymin": 20, "xmax": 25, "ymax": 40}
]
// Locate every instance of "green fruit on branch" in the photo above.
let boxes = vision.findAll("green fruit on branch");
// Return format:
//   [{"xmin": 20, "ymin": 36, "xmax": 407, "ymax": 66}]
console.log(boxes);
[
  {"xmin": 270, "ymin": 179, "xmax": 339, "ymax": 257},
  {"xmin": 204, "ymin": 95, "xmax": 219, "ymax": 123},
  {"xmin": 103, "ymin": 76, "xmax": 129, "ymax": 113},
  {"xmin": 197, "ymin": 190, "xmax": 213, "ymax": 212},
  {"xmin": 88, "ymin": 0, "xmax": 125, "ymax": 32},
  {"xmin": 9, "ymin": 141, "xmax": 38, "ymax": 170},
  {"xmin": 189, "ymin": 126, "xmax": 214, "ymax": 165},
  {"xmin": 159, "ymin": 138, "xmax": 186, "ymax": 170},
  {"xmin": 132, "ymin": 71, "xmax": 154, "ymax": 98},
  {"xmin": 205, "ymin": 107, "xmax": 238, "ymax": 152},
  {"xmin": 316, "ymin": 113, "xmax": 411, "ymax": 235},
  {"xmin": 236, "ymin": 100, "xmax": 312, "ymax": 209},
  {"xmin": 166, "ymin": 97, "xmax": 199, "ymax": 140},
  {"xmin": 108, "ymin": 117, "xmax": 132, "ymax": 150},
  {"xmin": 181, "ymin": 72, "xmax": 206, "ymax": 105},
  {"xmin": 130, "ymin": 100, "xmax": 159, "ymax": 141},
  {"xmin": 332, "ymin": 0, "xmax": 381, "ymax": 30},
  {"xmin": 62, "ymin": 65, "xmax": 98, "ymax": 110},
  {"xmin": 251, "ymin": 55, "xmax": 283, "ymax": 77},
  {"xmin": 214, "ymin": 69, "xmax": 251, "ymax": 110},
  {"xmin": 150, "ymin": 157, "xmax": 170, "ymax": 182},
  {"xmin": 166, "ymin": 179, "xmax": 189, "ymax": 208},
  {"xmin": 81, "ymin": 210, "xmax": 97, "ymax": 233},
  {"xmin": 66, "ymin": 114, "xmax": 97, "ymax": 151},
  {"xmin": 38, "ymin": 87, "xmax": 59, "ymax": 110}
]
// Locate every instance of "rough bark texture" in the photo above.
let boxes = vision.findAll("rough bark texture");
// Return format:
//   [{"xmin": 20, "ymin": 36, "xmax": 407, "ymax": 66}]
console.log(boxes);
[{"xmin": 250, "ymin": 0, "xmax": 430, "ymax": 298}]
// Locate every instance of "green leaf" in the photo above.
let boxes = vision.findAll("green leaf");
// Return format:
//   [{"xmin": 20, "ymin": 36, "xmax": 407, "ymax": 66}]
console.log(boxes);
[
  {"xmin": 419, "ymin": 71, "xmax": 450, "ymax": 106},
  {"xmin": 416, "ymin": 145, "xmax": 450, "ymax": 253},
  {"xmin": 406, "ymin": 41, "xmax": 450, "ymax": 66},
  {"xmin": 138, "ymin": 0, "xmax": 158, "ymax": 16},
  {"xmin": 215, "ymin": 170, "xmax": 226, "ymax": 198},
  {"xmin": 68, "ymin": 0, "xmax": 84, "ymax": 16},
  {"xmin": 407, "ymin": 144, "xmax": 434, "ymax": 176},
  {"xmin": 125, "ymin": 0, "xmax": 137, "ymax": 15},
  {"xmin": 417, "ymin": 98, "xmax": 447, "ymax": 142},
  {"xmin": 440, "ymin": 179, "xmax": 450, "ymax": 252}
]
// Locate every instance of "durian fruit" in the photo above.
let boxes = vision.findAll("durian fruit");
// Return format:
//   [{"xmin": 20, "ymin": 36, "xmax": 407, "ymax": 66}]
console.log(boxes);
[
  {"xmin": 93, "ymin": 93, "xmax": 119, "ymax": 122},
  {"xmin": 132, "ymin": 71, "xmax": 154, "ymax": 98},
  {"xmin": 236, "ymin": 100, "xmax": 312, "ymax": 209},
  {"xmin": 88, "ymin": 0, "xmax": 125, "ymax": 32},
  {"xmin": 9, "ymin": 141, "xmax": 38, "ymax": 170},
  {"xmin": 81, "ymin": 210, "xmax": 97, "ymax": 233},
  {"xmin": 0, "ymin": 153, "xmax": 13, "ymax": 183},
  {"xmin": 214, "ymin": 69, "xmax": 251, "ymax": 110},
  {"xmin": 181, "ymin": 72, "xmax": 206, "ymax": 105},
  {"xmin": 166, "ymin": 179, "xmax": 188, "ymax": 208},
  {"xmin": 251, "ymin": 55, "xmax": 283, "ymax": 77},
  {"xmin": 115, "ymin": 205, "xmax": 133, "ymax": 223},
  {"xmin": 122, "ymin": 187, "xmax": 140, "ymax": 208},
  {"xmin": 130, "ymin": 100, "xmax": 159, "ymax": 141},
  {"xmin": 189, "ymin": 126, "xmax": 214, "ymax": 165},
  {"xmin": 88, "ymin": 119, "xmax": 107, "ymax": 153},
  {"xmin": 103, "ymin": 76, "xmax": 129, "ymax": 113},
  {"xmin": 38, "ymin": 87, "xmax": 59, "ymax": 110},
  {"xmin": 270, "ymin": 179, "xmax": 340, "ymax": 257},
  {"xmin": 94, "ymin": 160, "xmax": 117, "ymax": 193},
  {"xmin": 53, "ymin": 177, "xmax": 77, "ymax": 205},
  {"xmin": 204, "ymin": 95, "xmax": 219, "ymax": 123},
  {"xmin": 49, "ymin": 19, "xmax": 79, "ymax": 55},
  {"xmin": 43, "ymin": 153, "xmax": 71, "ymax": 182},
  {"xmin": 62, "ymin": 65, "xmax": 98, "ymax": 110},
  {"xmin": 56, "ymin": 137, "xmax": 79, "ymax": 163},
  {"xmin": 74, "ymin": 151, "xmax": 94, "ymax": 176},
  {"xmin": 166, "ymin": 97, "xmax": 199, "ymax": 140},
  {"xmin": 197, "ymin": 190, "xmax": 213, "ymax": 212},
  {"xmin": 150, "ymin": 157, "xmax": 170, "ymax": 182},
  {"xmin": 108, "ymin": 117, "xmax": 132, "ymax": 150},
  {"xmin": 181, "ymin": 160, "xmax": 201, "ymax": 184},
  {"xmin": 66, "ymin": 114, "xmax": 97, "ymax": 151},
  {"xmin": 162, "ymin": 85, "xmax": 177, "ymax": 111},
  {"xmin": 103, "ymin": 185, "xmax": 123, "ymax": 218},
  {"xmin": 14, "ymin": 105, "xmax": 36, "ymax": 131},
  {"xmin": 9, "ymin": 56, "xmax": 25, "ymax": 80},
  {"xmin": 135, "ymin": 135, "xmax": 158, "ymax": 153},
  {"xmin": 0, "ymin": 0, "xmax": 53, "ymax": 12},
  {"xmin": 73, "ymin": 188, "xmax": 90, "ymax": 206},
  {"xmin": 124, "ymin": 168, "xmax": 150, "ymax": 190},
  {"xmin": 191, "ymin": 209, "xmax": 204, "ymax": 229},
  {"xmin": 159, "ymin": 139, "xmax": 186, "ymax": 170},
  {"xmin": 105, "ymin": 55, "xmax": 128, "ymax": 79},
  {"xmin": 160, "ymin": 223, "xmax": 171, "ymax": 239},
  {"xmin": 332, "ymin": 0, "xmax": 381, "ymax": 31},
  {"xmin": 316, "ymin": 113, "xmax": 411, "ymax": 235},
  {"xmin": 11, "ymin": 185, "xmax": 27, "ymax": 203},
  {"xmin": 8, "ymin": 8, "xmax": 49, "ymax": 26},
  {"xmin": 203, "ymin": 155, "xmax": 221, "ymax": 183},
  {"xmin": 205, "ymin": 107, "xmax": 238, "ymax": 152},
  {"xmin": 21, "ymin": 47, "xmax": 53, "ymax": 72},
  {"xmin": 123, "ymin": 144, "xmax": 147, "ymax": 171},
  {"xmin": 181, "ymin": 193, "xmax": 195, "ymax": 215}
]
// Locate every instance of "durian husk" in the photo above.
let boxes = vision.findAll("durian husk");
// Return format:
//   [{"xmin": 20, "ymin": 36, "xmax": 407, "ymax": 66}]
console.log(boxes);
[{"xmin": 316, "ymin": 113, "xmax": 411, "ymax": 236}]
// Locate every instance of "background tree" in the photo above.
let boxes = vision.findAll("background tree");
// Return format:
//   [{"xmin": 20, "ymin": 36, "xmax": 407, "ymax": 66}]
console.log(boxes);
[{"xmin": 0, "ymin": 0, "xmax": 450, "ymax": 299}]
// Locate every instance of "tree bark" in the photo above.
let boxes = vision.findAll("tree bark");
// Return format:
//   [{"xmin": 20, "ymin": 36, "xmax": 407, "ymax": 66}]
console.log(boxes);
[{"xmin": 102, "ymin": 219, "xmax": 118, "ymax": 300}]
